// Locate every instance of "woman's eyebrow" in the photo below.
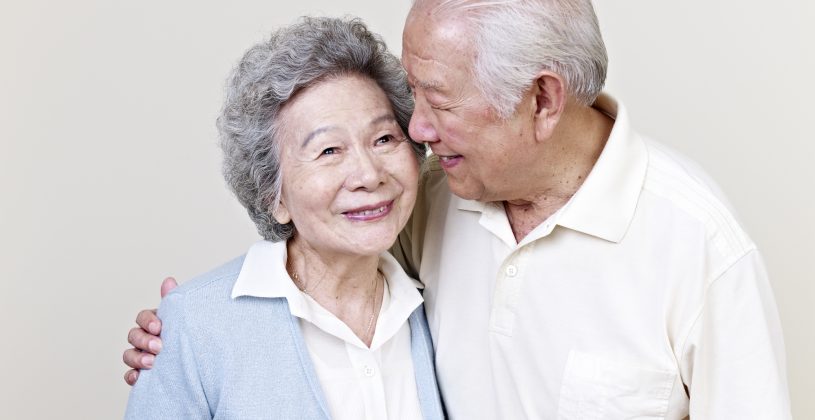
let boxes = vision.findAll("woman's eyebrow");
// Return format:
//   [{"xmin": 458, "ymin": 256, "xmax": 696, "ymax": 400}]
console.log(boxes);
[
  {"xmin": 369, "ymin": 114, "xmax": 396, "ymax": 127},
  {"xmin": 301, "ymin": 113, "xmax": 395, "ymax": 148},
  {"xmin": 301, "ymin": 125, "xmax": 337, "ymax": 148}
]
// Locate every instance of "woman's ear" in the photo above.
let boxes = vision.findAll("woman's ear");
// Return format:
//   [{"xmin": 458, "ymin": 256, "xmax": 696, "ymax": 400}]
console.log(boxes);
[
  {"xmin": 533, "ymin": 71, "xmax": 567, "ymax": 141},
  {"xmin": 273, "ymin": 199, "xmax": 291, "ymax": 225}
]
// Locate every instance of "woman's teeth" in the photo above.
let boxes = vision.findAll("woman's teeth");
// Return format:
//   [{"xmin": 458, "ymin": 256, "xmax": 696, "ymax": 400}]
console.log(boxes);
[{"xmin": 347, "ymin": 205, "xmax": 388, "ymax": 216}]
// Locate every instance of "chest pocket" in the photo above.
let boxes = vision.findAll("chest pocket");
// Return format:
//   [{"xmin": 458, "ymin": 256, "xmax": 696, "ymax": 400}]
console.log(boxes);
[{"xmin": 557, "ymin": 351, "xmax": 677, "ymax": 420}]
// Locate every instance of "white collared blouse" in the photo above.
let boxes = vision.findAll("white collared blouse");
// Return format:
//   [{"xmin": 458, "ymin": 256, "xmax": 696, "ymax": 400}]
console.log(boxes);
[{"xmin": 232, "ymin": 240, "xmax": 425, "ymax": 420}]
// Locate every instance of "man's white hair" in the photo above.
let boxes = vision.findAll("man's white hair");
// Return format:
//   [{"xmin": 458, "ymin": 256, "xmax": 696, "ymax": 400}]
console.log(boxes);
[{"xmin": 413, "ymin": 0, "xmax": 608, "ymax": 118}]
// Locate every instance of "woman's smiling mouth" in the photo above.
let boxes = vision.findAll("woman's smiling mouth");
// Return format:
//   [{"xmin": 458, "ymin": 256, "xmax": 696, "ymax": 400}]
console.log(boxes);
[{"xmin": 343, "ymin": 200, "xmax": 394, "ymax": 221}]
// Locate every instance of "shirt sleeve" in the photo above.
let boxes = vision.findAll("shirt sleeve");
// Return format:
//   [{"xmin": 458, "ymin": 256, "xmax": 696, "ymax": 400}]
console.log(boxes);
[
  {"xmin": 680, "ymin": 249, "xmax": 792, "ymax": 419},
  {"xmin": 124, "ymin": 291, "xmax": 211, "ymax": 419}
]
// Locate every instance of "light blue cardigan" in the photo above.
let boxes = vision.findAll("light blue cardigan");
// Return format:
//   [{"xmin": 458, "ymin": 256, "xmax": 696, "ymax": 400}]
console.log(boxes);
[{"xmin": 125, "ymin": 256, "xmax": 444, "ymax": 419}]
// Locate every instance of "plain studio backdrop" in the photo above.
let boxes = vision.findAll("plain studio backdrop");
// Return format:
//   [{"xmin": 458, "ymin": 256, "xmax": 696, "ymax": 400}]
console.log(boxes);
[{"xmin": 1, "ymin": 1, "xmax": 812, "ymax": 418}]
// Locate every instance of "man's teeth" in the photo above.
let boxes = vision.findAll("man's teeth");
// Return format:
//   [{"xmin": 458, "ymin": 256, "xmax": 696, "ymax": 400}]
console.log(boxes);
[
  {"xmin": 349, "ymin": 205, "xmax": 388, "ymax": 216},
  {"xmin": 440, "ymin": 155, "xmax": 458, "ymax": 162}
]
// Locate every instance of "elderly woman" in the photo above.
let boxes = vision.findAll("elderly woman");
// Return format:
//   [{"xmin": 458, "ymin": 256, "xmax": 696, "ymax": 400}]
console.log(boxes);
[{"xmin": 124, "ymin": 17, "xmax": 443, "ymax": 419}]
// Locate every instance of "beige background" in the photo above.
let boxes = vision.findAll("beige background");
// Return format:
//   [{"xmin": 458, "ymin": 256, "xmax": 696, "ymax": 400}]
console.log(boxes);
[{"xmin": 1, "ymin": 0, "xmax": 812, "ymax": 418}]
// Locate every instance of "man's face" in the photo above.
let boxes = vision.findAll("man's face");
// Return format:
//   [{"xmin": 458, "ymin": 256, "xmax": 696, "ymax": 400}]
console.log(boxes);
[{"xmin": 401, "ymin": 10, "xmax": 538, "ymax": 202}]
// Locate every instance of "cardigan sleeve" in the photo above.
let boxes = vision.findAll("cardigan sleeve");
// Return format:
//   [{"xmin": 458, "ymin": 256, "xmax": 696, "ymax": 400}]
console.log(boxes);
[{"xmin": 125, "ymin": 291, "xmax": 211, "ymax": 419}]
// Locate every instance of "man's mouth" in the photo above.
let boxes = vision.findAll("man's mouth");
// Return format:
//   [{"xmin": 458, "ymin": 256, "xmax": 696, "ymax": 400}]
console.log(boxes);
[{"xmin": 438, "ymin": 154, "xmax": 463, "ymax": 169}]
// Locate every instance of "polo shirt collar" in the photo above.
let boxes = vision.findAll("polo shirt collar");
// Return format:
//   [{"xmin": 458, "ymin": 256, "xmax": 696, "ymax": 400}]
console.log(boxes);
[
  {"xmin": 557, "ymin": 93, "xmax": 647, "ymax": 243},
  {"xmin": 454, "ymin": 92, "xmax": 647, "ymax": 244}
]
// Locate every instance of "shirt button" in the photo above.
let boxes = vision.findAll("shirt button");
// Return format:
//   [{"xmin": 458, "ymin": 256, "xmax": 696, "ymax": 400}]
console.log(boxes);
[
  {"xmin": 505, "ymin": 265, "xmax": 518, "ymax": 277},
  {"xmin": 363, "ymin": 365, "xmax": 375, "ymax": 377}
]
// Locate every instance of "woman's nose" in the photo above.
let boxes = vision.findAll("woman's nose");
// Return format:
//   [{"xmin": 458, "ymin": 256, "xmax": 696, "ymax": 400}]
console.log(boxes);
[{"xmin": 344, "ymin": 150, "xmax": 386, "ymax": 191}]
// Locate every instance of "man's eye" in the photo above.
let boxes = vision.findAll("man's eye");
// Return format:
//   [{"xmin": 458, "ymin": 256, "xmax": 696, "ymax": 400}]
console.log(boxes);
[{"xmin": 321, "ymin": 147, "xmax": 339, "ymax": 156}]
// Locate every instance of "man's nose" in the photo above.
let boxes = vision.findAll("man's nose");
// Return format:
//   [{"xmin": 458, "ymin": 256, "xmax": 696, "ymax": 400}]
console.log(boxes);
[{"xmin": 408, "ymin": 98, "xmax": 439, "ymax": 143}]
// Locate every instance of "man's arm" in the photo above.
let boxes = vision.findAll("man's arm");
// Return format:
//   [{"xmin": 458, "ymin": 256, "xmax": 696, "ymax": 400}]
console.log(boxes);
[
  {"xmin": 680, "ymin": 249, "xmax": 791, "ymax": 418},
  {"xmin": 122, "ymin": 277, "xmax": 177, "ymax": 385}
]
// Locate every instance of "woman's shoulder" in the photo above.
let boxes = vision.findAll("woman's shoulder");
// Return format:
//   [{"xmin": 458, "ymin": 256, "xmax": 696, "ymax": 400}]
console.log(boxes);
[
  {"xmin": 158, "ymin": 255, "xmax": 250, "ymax": 325},
  {"xmin": 171, "ymin": 255, "xmax": 246, "ymax": 298},
  {"xmin": 157, "ymin": 254, "xmax": 293, "ymax": 341}
]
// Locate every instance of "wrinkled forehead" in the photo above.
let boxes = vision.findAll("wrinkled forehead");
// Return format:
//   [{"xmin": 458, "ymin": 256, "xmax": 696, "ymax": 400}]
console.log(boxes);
[
  {"xmin": 402, "ymin": 5, "xmax": 473, "ymax": 61},
  {"xmin": 277, "ymin": 75, "xmax": 395, "ymax": 142}
]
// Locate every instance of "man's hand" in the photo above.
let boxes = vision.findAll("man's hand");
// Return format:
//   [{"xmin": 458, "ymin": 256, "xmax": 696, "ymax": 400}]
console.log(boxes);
[{"xmin": 122, "ymin": 277, "xmax": 178, "ymax": 385}]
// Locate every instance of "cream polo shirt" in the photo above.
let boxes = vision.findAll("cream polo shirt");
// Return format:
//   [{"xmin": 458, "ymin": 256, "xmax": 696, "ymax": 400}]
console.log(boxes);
[
  {"xmin": 231, "ymin": 240, "xmax": 424, "ymax": 420},
  {"xmin": 392, "ymin": 94, "xmax": 791, "ymax": 419}
]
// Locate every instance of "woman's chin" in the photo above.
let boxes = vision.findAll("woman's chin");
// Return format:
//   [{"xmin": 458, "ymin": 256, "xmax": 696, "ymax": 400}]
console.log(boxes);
[
  {"xmin": 294, "ymin": 222, "xmax": 403, "ymax": 259},
  {"xmin": 348, "ymin": 240, "xmax": 397, "ymax": 257},
  {"xmin": 340, "ymin": 232, "xmax": 400, "ymax": 257}
]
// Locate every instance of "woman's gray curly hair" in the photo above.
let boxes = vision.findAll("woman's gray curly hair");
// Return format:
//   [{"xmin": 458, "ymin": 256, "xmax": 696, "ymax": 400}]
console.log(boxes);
[{"xmin": 217, "ymin": 16, "xmax": 421, "ymax": 242}]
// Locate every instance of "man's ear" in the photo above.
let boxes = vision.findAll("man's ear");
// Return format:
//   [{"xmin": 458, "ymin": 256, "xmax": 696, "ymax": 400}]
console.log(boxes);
[
  {"xmin": 273, "ymin": 198, "xmax": 291, "ymax": 225},
  {"xmin": 533, "ymin": 71, "xmax": 567, "ymax": 140}
]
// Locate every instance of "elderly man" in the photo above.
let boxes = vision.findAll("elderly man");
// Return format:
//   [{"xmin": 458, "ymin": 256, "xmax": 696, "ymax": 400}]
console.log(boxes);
[{"xmin": 125, "ymin": 0, "xmax": 791, "ymax": 418}]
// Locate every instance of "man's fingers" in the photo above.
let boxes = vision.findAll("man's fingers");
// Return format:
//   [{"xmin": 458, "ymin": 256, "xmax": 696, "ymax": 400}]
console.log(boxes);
[
  {"xmin": 127, "ymin": 326, "xmax": 163, "ymax": 354},
  {"xmin": 160, "ymin": 277, "xmax": 178, "ymax": 298},
  {"xmin": 123, "ymin": 348, "xmax": 155, "ymax": 370},
  {"xmin": 135, "ymin": 309, "xmax": 161, "ymax": 335},
  {"xmin": 122, "ymin": 277, "xmax": 176, "ymax": 386},
  {"xmin": 124, "ymin": 369, "xmax": 139, "ymax": 386}
]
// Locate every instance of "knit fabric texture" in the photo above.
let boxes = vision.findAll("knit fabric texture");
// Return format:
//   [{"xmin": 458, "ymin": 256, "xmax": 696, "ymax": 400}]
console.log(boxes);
[{"xmin": 125, "ymin": 255, "xmax": 444, "ymax": 419}]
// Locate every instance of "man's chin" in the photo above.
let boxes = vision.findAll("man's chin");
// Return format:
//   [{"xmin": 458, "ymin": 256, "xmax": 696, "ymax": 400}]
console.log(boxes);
[{"xmin": 446, "ymin": 178, "xmax": 486, "ymax": 202}]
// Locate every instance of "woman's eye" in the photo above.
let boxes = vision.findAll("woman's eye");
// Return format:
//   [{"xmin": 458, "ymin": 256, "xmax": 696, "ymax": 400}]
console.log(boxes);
[
  {"xmin": 375, "ymin": 135, "xmax": 393, "ymax": 145},
  {"xmin": 321, "ymin": 147, "xmax": 339, "ymax": 156}
]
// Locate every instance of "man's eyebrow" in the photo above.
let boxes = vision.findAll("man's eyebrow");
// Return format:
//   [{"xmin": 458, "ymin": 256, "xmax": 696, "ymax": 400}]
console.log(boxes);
[
  {"xmin": 302, "ymin": 126, "xmax": 336, "ymax": 148},
  {"xmin": 410, "ymin": 78, "xmax": 444, "ymax": 91}
]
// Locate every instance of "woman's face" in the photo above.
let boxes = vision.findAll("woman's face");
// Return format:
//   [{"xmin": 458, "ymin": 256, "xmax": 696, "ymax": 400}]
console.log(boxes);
[{"xmin": 275, "ymin": 74, "xmax": 419, "ymax": 258}]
